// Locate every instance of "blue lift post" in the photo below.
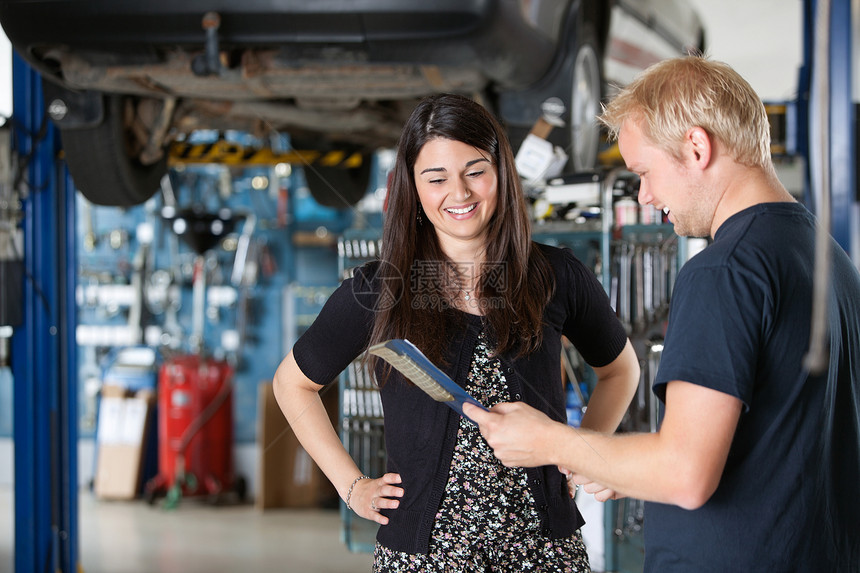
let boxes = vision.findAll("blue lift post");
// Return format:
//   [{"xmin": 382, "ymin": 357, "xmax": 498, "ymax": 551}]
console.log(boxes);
[
  {"xmin": 11, "ymin": 52, "xmax": 79, "ymax": 572},
  {"xmin": 825, "ymin": 0, "xmax": 855, "ymax": 254},
  {"xmin": 803, "ymin": 0, "xmax": 856, "ymax": 252}
]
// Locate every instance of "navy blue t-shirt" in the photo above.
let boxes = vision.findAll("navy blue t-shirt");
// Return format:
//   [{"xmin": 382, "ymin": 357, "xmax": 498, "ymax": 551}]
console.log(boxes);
[{"xmin": 646, "ymin": 203, "xmax": 860, "ymax": 572}]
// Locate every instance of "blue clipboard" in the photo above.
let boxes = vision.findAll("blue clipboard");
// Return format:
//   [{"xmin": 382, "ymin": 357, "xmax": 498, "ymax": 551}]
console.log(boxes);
[{"xmin": 368, "ymin": 338, "xmax": 487, "ymax": 423}]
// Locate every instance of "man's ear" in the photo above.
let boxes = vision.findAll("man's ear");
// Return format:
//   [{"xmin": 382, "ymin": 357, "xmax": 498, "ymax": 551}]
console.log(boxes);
[{"xmin": 686, "ymin": 126, "xmax": 712, "ymax": 168}]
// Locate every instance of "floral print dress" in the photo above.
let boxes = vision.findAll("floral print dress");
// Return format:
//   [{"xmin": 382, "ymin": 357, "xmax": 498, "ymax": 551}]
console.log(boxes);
[{"xmin": 373, "ymin": 331, "xmax": 590, "ymax": 572}]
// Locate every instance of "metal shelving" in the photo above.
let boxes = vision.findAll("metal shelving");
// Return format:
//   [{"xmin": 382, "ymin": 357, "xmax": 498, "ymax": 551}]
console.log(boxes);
[{"xmin": 337, "ymin": 231, "xmax": 386, "ymax": 553}]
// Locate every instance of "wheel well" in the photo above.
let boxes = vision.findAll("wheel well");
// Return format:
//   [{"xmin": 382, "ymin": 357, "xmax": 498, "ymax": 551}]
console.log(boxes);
[
  {"xmin": 593, "ymin": 1, "xmax": 612, "ymax": 54},
  {"xmin": 696, "ymin": 29, "xmax": 708, "ymax": 56},
  {"xmin": 566, "ymin": 0, "xmax": 611, "ymax": 54}
]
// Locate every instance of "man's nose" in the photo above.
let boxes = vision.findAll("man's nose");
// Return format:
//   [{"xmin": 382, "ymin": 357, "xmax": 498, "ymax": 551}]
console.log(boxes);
[{"xmin": 636, "ymin": 184, "xmax": 651, "ymax": 206}]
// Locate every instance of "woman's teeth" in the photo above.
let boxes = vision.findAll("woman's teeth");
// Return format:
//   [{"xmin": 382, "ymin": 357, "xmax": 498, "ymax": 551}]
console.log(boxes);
[{"xmin": 446, "ymin": 204, "xmax": 477, "ymax": 215}]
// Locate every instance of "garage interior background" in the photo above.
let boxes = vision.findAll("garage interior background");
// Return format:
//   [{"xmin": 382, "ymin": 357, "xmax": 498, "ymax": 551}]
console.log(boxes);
[{"xmin": 0, "ymin": 0, "xmax": 843, "ymax": 571}]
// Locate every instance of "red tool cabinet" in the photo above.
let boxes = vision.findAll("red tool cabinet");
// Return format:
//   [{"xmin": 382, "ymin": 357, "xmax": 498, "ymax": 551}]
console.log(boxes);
[{"xmin": 146, "ymin": 354, "xmax": 240, "ymax": 504}]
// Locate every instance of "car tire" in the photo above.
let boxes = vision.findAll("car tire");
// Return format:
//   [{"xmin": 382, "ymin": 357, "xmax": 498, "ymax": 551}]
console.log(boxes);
[
  {"xmin": 568, "ymin": 23, "xmax": 603, "ymax": 173},
  {"xmin": 302, "ymin": 154, "xmax": 372, "ymax": 209},
  {"xmin": 59, "ymin": 94, "xmax": 167, "ymax": 207}
]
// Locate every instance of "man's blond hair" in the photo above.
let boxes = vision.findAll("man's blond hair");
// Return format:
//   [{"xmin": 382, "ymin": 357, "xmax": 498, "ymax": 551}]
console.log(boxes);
[{"xmin": 599, "ymin": 56, "xmax": 772, "ymax": 170}]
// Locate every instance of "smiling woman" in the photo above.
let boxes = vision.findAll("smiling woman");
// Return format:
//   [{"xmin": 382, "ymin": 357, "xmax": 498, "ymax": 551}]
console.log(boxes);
[{"xmin": 272, "ymin": 93, "xmax": 640, "ymax": 573}]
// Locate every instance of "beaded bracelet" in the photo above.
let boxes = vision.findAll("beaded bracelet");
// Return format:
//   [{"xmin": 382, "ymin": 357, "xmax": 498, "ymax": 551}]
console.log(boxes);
[{"xmin": 345, "ymin": 475, "xmax": 371, "ymax": 511}]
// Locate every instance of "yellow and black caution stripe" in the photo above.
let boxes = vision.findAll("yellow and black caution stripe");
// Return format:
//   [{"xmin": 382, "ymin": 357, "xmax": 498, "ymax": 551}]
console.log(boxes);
[
  {"xmin": 168, "ymin": 140, "xmax": 364, "ymax": 168},
  {"xmin": 765, "ymin": 103, "xmax": 789, "ymax": 157}
]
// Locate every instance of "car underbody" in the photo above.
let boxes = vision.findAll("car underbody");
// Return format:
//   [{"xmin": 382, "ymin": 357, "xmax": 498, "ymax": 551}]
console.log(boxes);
[{"xmin": 1, "ymin": 0, "xmax": 705, "ymax": 207}]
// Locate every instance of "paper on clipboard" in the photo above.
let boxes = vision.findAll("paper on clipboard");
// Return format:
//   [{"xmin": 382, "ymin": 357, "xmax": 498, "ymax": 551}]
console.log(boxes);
[{"xmin": 368, "ymin": 338, "xmax": 487, "ymax": 423}]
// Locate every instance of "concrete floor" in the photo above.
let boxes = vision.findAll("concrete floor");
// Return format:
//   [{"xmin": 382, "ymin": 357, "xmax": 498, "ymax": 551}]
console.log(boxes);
[{"xmin": 1, "ymin": 486, "xmax": 374, "ymax": 573}]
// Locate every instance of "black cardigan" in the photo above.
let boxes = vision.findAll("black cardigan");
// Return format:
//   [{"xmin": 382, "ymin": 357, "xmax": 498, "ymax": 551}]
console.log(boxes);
[{"xmin": 293, "ymin": 242, "xmax": 628, "ymax": 554}]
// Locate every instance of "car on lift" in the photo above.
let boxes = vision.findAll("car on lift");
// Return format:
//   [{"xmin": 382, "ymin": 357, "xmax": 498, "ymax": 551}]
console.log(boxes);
[{"xmin": 0, "ymin": 1, "xmax": 704, "ymax": 208}]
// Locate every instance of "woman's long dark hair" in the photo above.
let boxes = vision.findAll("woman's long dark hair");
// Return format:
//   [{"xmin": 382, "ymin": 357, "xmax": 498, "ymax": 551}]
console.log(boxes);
[{"xmin": 368, "ymin": 93, "xmax": 555, "ymax": 377}]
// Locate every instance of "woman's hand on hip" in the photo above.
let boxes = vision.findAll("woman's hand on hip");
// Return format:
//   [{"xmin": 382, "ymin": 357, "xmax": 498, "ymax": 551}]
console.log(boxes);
[{"xmin": 351, "ymin": 473, "xmax": 403, "ymax": 525}]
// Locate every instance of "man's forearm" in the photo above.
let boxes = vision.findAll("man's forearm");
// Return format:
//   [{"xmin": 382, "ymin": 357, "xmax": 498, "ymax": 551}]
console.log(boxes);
[{"xmin": 548, "ymin": 423, "xmax": 683, "ymax": 503}]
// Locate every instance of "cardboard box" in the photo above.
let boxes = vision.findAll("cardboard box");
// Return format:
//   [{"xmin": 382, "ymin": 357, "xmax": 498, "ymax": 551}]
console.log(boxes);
[
  {"xmin": 256, "ymin": 381, "xmax": 338, "ymax": 510},
  {"xmin": 94, "ymin": 386, "xmax": 155, "ymax": 500}
]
